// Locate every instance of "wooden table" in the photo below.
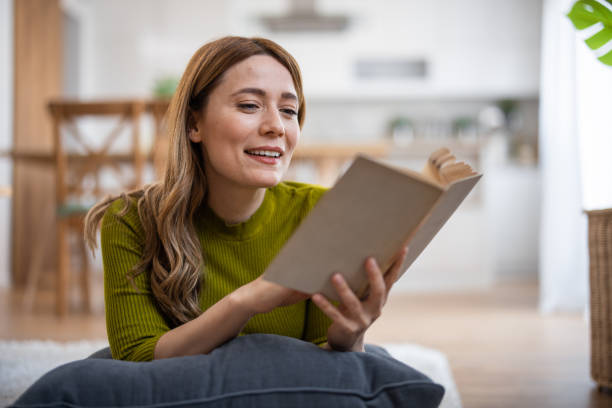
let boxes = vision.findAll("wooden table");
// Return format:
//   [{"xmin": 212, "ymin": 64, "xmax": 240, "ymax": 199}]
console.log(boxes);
[{"xmin": 292, "ymin": 141, "xmax": 391, "ymax": 186}]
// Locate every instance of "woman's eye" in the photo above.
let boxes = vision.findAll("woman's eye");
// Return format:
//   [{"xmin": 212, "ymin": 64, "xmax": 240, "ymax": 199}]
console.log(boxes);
[
  {"xmin": 238, "ymin": 103, "xmax": 259, "ymax": 111},
  {"xmin": 281, "ymin": 108, "xmax": 298, "ymax": 116}
]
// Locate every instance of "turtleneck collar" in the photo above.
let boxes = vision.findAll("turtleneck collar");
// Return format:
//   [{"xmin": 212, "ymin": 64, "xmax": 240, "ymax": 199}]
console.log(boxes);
[{"xmin": 198, "ymin": 188, "xmax": 275, "ymax": 241}]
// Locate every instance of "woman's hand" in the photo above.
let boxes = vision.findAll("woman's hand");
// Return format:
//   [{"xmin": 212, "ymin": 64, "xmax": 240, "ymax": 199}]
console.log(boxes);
[
  {"xmin": 311, "ymin": 245, "xmax": 409, "ymax": 352},
  {"xmin": 233, "ymin": 275, "xmax": 310, "ymax": 317}
]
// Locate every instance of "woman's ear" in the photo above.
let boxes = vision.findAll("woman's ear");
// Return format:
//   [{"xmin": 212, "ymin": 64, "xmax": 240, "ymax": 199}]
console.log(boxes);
[{"xmin": 187, "ymin": 110, "xmax": 202, "ymax": 142}]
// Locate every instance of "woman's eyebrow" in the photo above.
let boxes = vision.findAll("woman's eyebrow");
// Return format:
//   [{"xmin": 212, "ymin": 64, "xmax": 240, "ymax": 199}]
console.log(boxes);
[{"xmin": 231, "ymin": 87, "xmax": 298, "ymax": 102}]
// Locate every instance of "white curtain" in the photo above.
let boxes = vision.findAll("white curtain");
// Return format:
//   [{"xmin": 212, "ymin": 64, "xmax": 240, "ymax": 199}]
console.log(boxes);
[
  {"xmin": 538, "ymin": 0, "xmax": 588, "ymax": 313},
  {"xmin": 576, "ymin": 14, "xmax": 612, "ymax": 211}
]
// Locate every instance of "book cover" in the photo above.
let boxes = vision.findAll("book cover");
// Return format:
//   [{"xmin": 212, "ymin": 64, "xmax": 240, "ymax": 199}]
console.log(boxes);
[{"xmin": 263, "ymin": 151, "xmax": 482, "ymax": 301}]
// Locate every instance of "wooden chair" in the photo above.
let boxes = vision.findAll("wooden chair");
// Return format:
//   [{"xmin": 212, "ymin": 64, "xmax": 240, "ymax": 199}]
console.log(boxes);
[
  {"xmin": 24, "ymin": 100, "xmax": 147, "ymax": 316},
  {"xmin": 146, "ymin": 99, "xmax": 170, "ymax": 179}
]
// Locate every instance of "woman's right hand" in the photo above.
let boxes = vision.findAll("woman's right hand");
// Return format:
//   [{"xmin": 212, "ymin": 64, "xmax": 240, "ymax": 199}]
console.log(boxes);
[{"xmin": 233, "ymin": 276, "xmax": 310, "ymax": 316}]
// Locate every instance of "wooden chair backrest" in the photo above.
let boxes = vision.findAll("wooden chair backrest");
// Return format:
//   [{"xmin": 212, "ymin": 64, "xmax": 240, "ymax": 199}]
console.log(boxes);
[{"xmin": 47, "ymin": 100, "xmax": 147, "ymax": 207}]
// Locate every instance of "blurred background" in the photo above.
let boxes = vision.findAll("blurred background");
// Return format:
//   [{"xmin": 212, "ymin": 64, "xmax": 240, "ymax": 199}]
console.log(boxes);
[
  {"xmin": 1, "ymin": 1, "xmax": 612, "ymax": 406},
  {"xmin": 0, "ymin": 0, "xmax": 545, "ymax": 300}
]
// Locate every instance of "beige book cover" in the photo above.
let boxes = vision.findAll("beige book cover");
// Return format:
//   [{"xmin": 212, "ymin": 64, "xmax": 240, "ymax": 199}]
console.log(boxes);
[{"xmin": 263, "ymin": 151, "xmax": 482, "ymax": 301}]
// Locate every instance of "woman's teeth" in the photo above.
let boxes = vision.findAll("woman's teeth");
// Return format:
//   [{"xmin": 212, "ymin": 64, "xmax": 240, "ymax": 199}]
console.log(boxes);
[{"xmin": 245, "ymin": 150, "xmax": 281, "ymax": 158}]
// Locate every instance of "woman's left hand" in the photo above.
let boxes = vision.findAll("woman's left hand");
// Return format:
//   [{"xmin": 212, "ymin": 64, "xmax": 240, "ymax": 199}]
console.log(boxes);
[{"xmin": 311, "ymin": 245, "xmax": 409, "ymax": 352}]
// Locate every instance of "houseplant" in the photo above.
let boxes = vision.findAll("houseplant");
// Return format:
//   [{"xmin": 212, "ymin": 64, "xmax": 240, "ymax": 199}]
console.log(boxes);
[
  {"xmin": 568, "ymin": 0, "xmax": 612, "ymax": 66},
  {"xmin": 567, "ymin": 0, "xmax": 612, "ymax": 391}
]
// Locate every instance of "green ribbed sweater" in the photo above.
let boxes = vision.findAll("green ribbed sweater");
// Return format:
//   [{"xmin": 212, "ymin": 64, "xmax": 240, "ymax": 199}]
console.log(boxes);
[{"xmin": 101, "ymin": 182, "xmax": 332, "ymax": 361}]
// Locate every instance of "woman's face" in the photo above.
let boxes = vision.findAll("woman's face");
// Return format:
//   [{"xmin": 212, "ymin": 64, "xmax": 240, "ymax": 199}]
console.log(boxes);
[{"xmin": 189, "ymin": 55, "xmax": 300, "ymax": 192}]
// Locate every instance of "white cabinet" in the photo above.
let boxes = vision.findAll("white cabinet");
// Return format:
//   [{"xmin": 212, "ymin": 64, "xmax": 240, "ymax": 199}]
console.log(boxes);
[
  {"xmin": 483, "ymin": 163, "xmax": 541, "ymax": 283},
  {"xmin": 393, "ymin": 202, "xmax": 494, "ymax": 292},
  {"xmin": 390, "ymin": 136, "xmax": 541, "ymax": 293}
]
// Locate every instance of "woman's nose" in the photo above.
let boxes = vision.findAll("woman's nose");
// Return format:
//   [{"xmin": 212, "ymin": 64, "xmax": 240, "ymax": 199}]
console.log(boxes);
[{"xmin": 260, "ymin": 109, "xmax": 285, "ymax": 137}]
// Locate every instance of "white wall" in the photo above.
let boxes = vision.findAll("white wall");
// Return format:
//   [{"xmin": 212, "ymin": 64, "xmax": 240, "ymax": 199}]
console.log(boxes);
[
  {"xmin": 229, "ymin": 0, "xmax": 542, "ymax": 99},
  {"xmin": 77, "ymin": 0, "xmax": 542, "ymax": 100},
  {"xmin": 0, "ymin": 0, "xmax": 13, "ymax": 288},
  {"xmin": 77, "ymin": 0, "xmax": 231, "ymax": 98}
]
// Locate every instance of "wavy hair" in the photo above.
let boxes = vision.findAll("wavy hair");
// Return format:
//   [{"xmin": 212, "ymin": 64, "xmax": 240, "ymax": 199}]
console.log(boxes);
[{"xmin": 84, "ymin": 36, "xmax": 306, "ymax": 326}]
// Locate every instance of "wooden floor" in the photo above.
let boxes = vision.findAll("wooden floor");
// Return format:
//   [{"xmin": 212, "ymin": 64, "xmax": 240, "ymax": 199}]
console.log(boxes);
[{"xmin": 2, "ymin": 280, "xmax": 611, "ymax": 408}]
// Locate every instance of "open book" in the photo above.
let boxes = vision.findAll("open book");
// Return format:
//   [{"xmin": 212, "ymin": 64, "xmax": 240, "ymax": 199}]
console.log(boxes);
[{"xmin": 263, "ymin": 148, "xmax": 482, "ymax": 301}]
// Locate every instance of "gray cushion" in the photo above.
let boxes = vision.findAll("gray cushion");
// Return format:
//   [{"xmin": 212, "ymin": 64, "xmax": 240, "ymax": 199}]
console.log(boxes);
[
  {"xmin": 87, "ymin": 347, "xmax": 113, "ymax": 359},
  {"xmin": 11, "ymin": 334, "xmax": 444, "ymax": 408}
]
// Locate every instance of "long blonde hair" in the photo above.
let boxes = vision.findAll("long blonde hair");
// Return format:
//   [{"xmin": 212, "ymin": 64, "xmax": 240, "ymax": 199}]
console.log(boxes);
[{"xmin": 84, "ymin": 36, "xmax": 306, "ymax": 326}]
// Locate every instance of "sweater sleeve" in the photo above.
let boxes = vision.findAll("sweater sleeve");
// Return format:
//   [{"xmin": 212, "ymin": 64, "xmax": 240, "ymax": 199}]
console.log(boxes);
[{"xmin": 100, "ymin": 198, "xmax": 169, "ymax": 361}]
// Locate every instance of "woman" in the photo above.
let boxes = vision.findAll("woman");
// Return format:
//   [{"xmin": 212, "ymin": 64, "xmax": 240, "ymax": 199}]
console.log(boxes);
[{"xmin": 85, "ymin": 36, "xmax": 409, "ymax": 361}]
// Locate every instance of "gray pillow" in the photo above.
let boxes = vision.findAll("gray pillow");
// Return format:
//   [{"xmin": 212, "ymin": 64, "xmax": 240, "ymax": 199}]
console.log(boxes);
[{"xmin": 11, "ymin": 334, "xmax": 444, "ymax": 408}]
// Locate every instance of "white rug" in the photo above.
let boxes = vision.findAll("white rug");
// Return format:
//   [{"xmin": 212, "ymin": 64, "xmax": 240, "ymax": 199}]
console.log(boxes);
[
  {"xmin": 383, "ymin": 343, "xmax": 461, "ymax": 408},
  {"xmin": 0, "ymin": 340, "xmax": 461, "ymax": 408}
]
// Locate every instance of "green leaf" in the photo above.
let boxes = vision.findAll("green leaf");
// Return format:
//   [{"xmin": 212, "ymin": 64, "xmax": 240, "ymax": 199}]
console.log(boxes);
[
  {"xmin": 600, "ymin": 48, "xmax": 612, "ymax": 64},
  {"xmin": 567, "ymin": 0, "xmax": 612, "ymax": 66},
  {"xmin": 153, "ymin": 76, "xmax": 179, "ymax": 98}
]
